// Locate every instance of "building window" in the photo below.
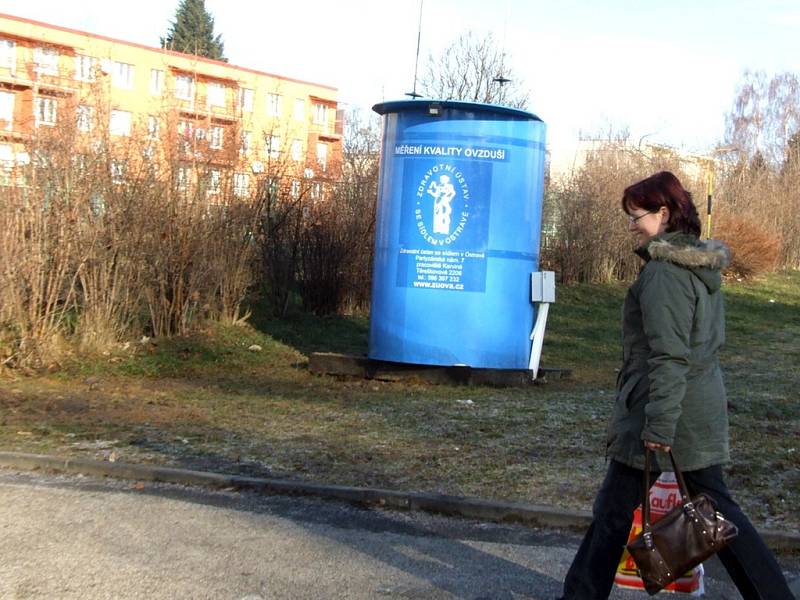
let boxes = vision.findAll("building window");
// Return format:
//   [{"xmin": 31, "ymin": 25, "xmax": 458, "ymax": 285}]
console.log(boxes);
[
  {"xmin": 266, "ymin": 93, "xmax": 282, "ymax": 117},
  {"xmin": 177, "ymin": 120, "xmax": 194, "ymax": 153},
  {"xmin": 147, "ymin": 115, "xmax": 160, "ymax": 139},
  {"xmin": 313, "ymin": 103, "xmax": 328, "ymax": 125},
  {"xmin": 34, "ymin": 47, "xmax": 59, "ymax": 75},
  {"xmin": 265, "ymin": 177, "xmax": 279, "ymax": 199},
  {"xmin": 291, "ymin": 139, "xmax": 302, "ymax": 162},
  {"xmin": 316, "ymin": 142, "xmax": 328, "ymax": 171},
  {"xmin": 0, "ymin": 144, "xmax": 22, "ymax": 186},
  {"xmin": 76, "ymin": 104, "xmax": 93, "ymax": 133},
  {"xmin": 175, "ymin": 75, "xmax": 194, "ymax": 101},
  {"xmin": 74, "ymin": 54, "xmax": 95, "ymax": 82},
  {"xmin": 290, "ymin": 179, "xmax": 300, "ymax": 198},
  {"xmin": 150, "ymin": 69, "xmax": 164, "ymax": 95},
  {"xmin": 240, "ymin": 130, "xmax": 252, "ymax": 155},
  {"xmin": 33, "ymin": 150, "xmax": 52, "ymax": 169},
  {"xmin": 109, "ymin": 109, "xmax": 132, "ymax": 136},
  {"xmin": 89, "ymin": 193, "xmax": 106, "ymax": 216},
  {"xmin": 0, "ymin": 39, "xmax": 15, "ymax": 74},
  {"xmin": 0, "ymin": 91, "xmax": 13, "ymax": 131},
  {"xmin": 293, "ymin": 98, "xmax": 305, "ymax": 121},
  {"xmin": 1, "ymin": 143, "xmax": 16, "ymax": 186},
  {"xmin": 110, "ymin": 159, "xmax": 127, "ymax": 184},
  {"xmin": 233, "ymin": 172, "xmax": 248, "ymax": 197},
  {"xmin": 209, "ymin": 126, "xmax": 224, "ymax": 149},
  {"xmin": 208, "ymin": 169, "xmax": 221, "ymax": 194},
  {"xmin": 112, "ymin": 62, "xmax": 135, "ymax": 89},
  {"xmin": 266, "ymin": 135, "xmax": 281, "ymax": 159},
  {"xmin": 238, "ymin": 88, "xmax": 253, "ymax": 112},
  {"xmin": 206, "ymin": 83, "xmax": 226, "ymax": 108},
  {"xmin": 72, "ymin": 154, "xmax": 87, "ymax": 177},
  {"xmin": 310, "ymin": 182, "xmax": 322, "ymax": 200},
  {"xmin": 34, "ymin": 96, "xmax": 57, "ymax": 127},
  {"xmin": 177, "ymin": 166, "xmax": 189, "ymax": 191}
]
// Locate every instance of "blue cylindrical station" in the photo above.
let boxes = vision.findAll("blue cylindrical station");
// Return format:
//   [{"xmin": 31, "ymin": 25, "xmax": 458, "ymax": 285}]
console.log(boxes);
[{"xmin": 368, "ymin": 100, "xmax": 546, "ymax": 369}]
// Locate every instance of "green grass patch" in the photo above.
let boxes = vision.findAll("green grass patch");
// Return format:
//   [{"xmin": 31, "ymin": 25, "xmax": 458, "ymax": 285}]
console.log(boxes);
[
  {"xmin": 249, "ymin": 310, "xmax": 370, "ymax": 357},
  {"xmin": 541, "ymin": 281, "xmax": 626, "ymax": 383}
]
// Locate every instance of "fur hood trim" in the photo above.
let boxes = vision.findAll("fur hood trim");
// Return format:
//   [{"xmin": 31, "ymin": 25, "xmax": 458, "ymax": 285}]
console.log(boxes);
[{"xmin": 647, "ymin": 237, "xmax": 730, "ymax": 270}]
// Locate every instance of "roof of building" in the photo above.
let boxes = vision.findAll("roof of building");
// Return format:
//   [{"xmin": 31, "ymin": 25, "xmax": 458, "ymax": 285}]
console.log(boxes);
[{"xmin": 0, "ymin": 11, "xmax": 338, "ymax": 92}]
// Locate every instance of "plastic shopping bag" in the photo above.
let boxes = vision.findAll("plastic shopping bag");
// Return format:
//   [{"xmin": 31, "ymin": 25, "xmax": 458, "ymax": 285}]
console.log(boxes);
[{"xmin": 615, "ymin": 472, "xmax": 705, "ymax": 595}]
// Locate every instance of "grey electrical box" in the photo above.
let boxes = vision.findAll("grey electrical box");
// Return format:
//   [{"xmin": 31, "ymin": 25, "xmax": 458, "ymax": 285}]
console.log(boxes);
[{"xmin": 531, "ymin": 271, "xmax": 556, "ymax": 303}]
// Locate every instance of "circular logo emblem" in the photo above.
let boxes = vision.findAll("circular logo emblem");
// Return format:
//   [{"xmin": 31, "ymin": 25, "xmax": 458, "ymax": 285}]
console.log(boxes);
[{"xmin": 414, "ymin": 163, "xmax": 470, "ymax": 245}]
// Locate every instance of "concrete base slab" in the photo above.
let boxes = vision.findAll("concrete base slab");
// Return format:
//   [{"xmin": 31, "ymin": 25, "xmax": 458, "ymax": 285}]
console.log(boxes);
[{"xmin": 308, "ymin": 352, "xmax": 572, "ymax": 387}]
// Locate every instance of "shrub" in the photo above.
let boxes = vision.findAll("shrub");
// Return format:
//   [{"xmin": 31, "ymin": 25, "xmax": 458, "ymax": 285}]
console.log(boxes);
[
  {"xmin": 715, "ymin": 159, "xmax": 800, "ymax": 270},
  {"xmin": 714, "ymin": 214, "xmax": 781, "ymax": 279},
  {"xmin": 543, "ymin": 138, "xmax": 700, "ymax": 284},
  {"xmin": 0, "ymin": 109, "xmax": 262, "ymax": 366}
]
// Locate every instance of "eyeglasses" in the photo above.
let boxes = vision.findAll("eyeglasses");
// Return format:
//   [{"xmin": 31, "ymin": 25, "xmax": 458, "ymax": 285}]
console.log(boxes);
[{"xmin": 627, "ymin": 211, "xmax": 656, "ymax": 224}]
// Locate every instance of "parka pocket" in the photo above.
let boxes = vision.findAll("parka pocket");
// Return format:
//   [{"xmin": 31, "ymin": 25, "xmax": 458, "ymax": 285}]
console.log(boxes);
[
  {"xmin": 618, "ymin": 371, "xmax": 646, "ymax": 410},
  {"xmin": 607, "ymin": 370, "xmax": 645, "ymax": 445}
]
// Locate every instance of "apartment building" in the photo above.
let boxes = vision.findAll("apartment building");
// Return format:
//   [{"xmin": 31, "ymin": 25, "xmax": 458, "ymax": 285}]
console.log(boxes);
[{"xmin": 0, "ymin": 12, "xmax": 342, "ymax": 197}]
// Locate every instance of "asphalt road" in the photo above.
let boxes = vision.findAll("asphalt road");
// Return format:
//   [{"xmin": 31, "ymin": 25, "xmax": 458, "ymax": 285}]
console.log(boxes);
[{"xmin": 0, "ymin": 470, "xmax": 797, "ymax": 599}]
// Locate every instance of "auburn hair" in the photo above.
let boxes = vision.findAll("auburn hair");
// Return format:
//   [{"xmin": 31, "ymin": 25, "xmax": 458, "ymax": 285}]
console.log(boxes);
[{"xmin": 622, "ymin": 171, "xmax": 701, "ymax": 237}]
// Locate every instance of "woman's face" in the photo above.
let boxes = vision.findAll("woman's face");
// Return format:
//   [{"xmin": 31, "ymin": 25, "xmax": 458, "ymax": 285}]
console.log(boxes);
[{"xmin": 626, "ymin": 204, "xmax": 669, "ymax": 247}]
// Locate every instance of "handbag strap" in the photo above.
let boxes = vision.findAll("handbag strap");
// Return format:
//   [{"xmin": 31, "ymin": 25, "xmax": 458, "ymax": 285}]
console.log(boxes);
[{"xmin": 641, "ymin": 449, "xmax": 694, "ymax": 533}]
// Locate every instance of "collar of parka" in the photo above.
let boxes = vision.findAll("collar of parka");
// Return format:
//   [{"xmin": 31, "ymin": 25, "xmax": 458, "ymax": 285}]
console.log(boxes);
[
  {"xmin": 635, "ymin": 231, "xmax": 731, "ymax": 293},
  {"xmin": 635, "ymin": 231, "xmax": 731, "ymax": 270}
]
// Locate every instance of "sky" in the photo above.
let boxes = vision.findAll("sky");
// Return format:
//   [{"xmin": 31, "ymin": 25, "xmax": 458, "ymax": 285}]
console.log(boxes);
[{"xmin": 2, "ymin": 0, "xmax": 799, "ymax": 171}]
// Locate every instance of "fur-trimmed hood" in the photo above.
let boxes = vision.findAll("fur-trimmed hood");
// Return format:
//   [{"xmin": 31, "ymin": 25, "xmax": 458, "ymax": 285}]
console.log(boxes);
[{"xmin": 636, "ymin": 232, "xmax": 730, "ymax": 292}]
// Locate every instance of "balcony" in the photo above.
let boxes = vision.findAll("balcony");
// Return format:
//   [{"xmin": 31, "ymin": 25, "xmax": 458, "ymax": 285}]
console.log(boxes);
[
  {"xmin": 0, "ymin": 127, "xmax": 28, "ymax": 142},
  {"xmin": 173, "ymin": 95, "xmax": 236, "ymax": 123},
  {"xmin": 0, "ymin": 57, "xmax": 77, "ymax": 96}
]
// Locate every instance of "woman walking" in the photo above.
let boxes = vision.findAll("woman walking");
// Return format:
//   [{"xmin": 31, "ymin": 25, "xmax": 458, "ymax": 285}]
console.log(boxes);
[{"xmin": 559, "ymin": 171, "xmax": 794, "ymax": 599}]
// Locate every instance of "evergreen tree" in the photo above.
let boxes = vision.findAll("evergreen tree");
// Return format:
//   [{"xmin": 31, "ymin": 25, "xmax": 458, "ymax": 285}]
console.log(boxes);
[{"xmin": 161, "ymin": 0, "xmax": 227, "ymax": 62}]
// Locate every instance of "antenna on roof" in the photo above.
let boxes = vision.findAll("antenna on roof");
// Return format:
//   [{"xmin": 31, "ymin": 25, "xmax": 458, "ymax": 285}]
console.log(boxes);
[
  {"xmin": 493, "ymin": 0, "xmax": 512, "ymax": 87},
  {"xmin": 405, "ymin": 0, "xmax": 424, "ymax": 99}
]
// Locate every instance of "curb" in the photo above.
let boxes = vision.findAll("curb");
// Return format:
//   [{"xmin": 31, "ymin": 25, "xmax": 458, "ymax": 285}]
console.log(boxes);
[{"xmin": 1, "ymin": 451, "xmax": 798, "ymax": 552}]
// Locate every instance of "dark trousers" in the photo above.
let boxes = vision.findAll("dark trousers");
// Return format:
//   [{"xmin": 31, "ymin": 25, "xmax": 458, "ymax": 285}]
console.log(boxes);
[{"xmin": 561, "ymin": 460, "xmax": 794, "ymax": 599}]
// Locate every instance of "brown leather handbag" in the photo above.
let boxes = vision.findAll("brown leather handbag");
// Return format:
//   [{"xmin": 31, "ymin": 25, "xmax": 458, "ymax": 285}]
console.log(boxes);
[{"xmin": 626, "ymin": 450, "xmax": 739, "ymax": 595}]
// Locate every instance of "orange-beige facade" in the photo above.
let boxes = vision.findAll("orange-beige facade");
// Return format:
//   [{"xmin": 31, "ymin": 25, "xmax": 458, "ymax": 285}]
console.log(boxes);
[{"xmin": 0, "ymin": 12, "xmax": 342, "ymax": 196}]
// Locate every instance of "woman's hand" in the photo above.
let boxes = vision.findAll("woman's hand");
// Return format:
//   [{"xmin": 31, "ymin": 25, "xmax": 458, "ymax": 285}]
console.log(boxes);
[{"xmin": 644, "ymin": 440, "xmax": 671, "ymax": 452}]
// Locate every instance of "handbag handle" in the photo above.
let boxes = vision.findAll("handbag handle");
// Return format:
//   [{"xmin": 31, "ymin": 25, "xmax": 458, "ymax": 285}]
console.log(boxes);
[{"xmin": 641, "ymin": 449, "xmax": 694, "ymax": 534}]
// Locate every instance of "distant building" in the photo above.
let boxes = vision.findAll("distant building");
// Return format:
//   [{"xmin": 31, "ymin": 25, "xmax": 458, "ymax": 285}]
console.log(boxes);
[
  {"xmin": 0, "ymin": 12, "xmax": 342, "ymax": 196},
  {"xmin": 554, "ymin": 136, "xmax": 718, "ymax": 182}
]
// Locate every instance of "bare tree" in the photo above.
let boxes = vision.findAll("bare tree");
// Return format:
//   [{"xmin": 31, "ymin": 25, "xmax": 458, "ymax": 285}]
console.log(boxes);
[
  {"xmin": 330, "ymin": 108, "xmax": 380, "ymax": 310},
  {"xmin": 419, "ymin": 31, "xmax": 530, "ymax": 109},
  {"xmin": 295, "ymin": 108, "xmax": 380, "ymax": 314},
  {"xmin": 724, "ymin": 70, "xmax": 800, "ymax": 167}
]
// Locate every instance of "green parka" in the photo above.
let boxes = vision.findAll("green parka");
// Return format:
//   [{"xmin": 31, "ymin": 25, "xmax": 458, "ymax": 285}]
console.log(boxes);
[{"xmin": 606, "ymin": 231, "xmax": 732, "ymax": 472}]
